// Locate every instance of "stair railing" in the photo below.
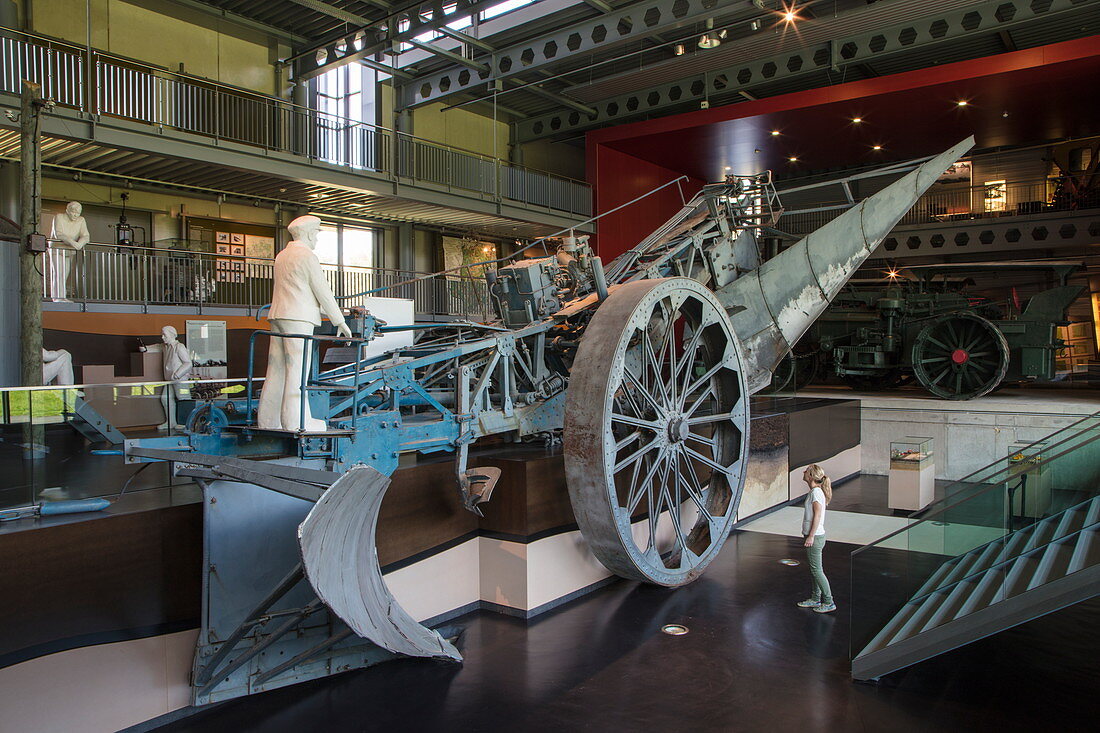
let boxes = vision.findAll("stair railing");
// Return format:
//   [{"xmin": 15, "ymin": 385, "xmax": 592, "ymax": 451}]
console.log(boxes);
[{"xmin": 849, "ymin": 410, "xmax": 1100, "ymax": 662}]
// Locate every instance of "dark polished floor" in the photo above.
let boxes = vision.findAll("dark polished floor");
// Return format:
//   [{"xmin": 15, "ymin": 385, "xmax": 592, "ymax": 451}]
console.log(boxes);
[{"xmin": 156, "ymin": 530, "xmax": 1099, "ymax": 733}]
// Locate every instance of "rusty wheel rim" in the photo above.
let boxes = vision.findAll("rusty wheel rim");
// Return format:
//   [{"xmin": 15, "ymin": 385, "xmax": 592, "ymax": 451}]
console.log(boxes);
[{"xmin": 565, "ymin": 278, "xmax": 748, "ymax": 586}]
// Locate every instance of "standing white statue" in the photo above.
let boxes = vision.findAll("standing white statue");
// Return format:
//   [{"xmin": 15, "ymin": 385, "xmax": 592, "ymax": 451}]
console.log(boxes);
[
  {"xmin": 42, "ymin": 348, "xmax": 75, "ymax": 386},
  {"xmin": 258, "ymin": 215, "xmax": 351, "ymax": 432},
  {"xmin": 49, "ymin": 202, "xmax": 90, "ymax": 301},
  {"xmin": 141, "ymin": 326, "xmax": 193, "ymax": 429}
]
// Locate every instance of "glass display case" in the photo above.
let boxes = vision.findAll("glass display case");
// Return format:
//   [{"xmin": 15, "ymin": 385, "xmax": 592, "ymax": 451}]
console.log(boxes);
[
  {"xmin": 888, "ymin": 436, "xmax": 935, "ymax": 510},
  {"xmin": 889, "ymin": 437, "xmax": 934, "ymax": 469},
  {"xmin": 1007, "ymin": 440, "xmax": 1052, "ymax": 520}
]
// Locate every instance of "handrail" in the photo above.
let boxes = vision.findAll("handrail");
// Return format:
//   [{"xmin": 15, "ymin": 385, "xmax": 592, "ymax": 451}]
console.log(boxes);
[
  {"xmin": 905, "ymin": 501, "xmax": 1100, "ymax": 606},
  {"xmin": 43, "ymin": 240, "xmax": 485, "ymax": 281},
  {"xmin": 851, "ymin": 410, "xmax": 1100, "ymax": 557},
  {"xmin": 0, "ymin": 25, "xmax": 589, "ymax": 190}
]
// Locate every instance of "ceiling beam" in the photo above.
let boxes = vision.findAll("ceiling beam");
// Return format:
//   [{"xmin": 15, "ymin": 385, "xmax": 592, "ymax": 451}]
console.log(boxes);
[
  {"xmin": 406, "ymin": 39, "xmax": 489, "ymax": 72},
  {"xmin": 516, "ymin": 0, "xmax": 1088, "ymax": 142},
  {"xmin": 581, "ymin": 0, "xmax": 615, "ymax": 12},
  {"xmin": 294, "ymin": 0, "xmax": 502, "ymax": 81},
  {"xmin": 287, "ymin": 0, "xmax": 377, "ymax": 26},
  {"xmin": 521, "ymin": 83, "xmax": 598, "ymax": 117},
  {"xmin": 436, "ymin": 25, "xmax": 494, "ymax": 53},
  {"xmin": 399, "ymin": 0, "xmax": 761, "ymax": 109},
  {"xmin": 361, "ymin": 58, "xmax": 416, "ymax": 80},
  {"xmin": 161, "ymin": 0, "xmax": 310, "ymax": 44}
]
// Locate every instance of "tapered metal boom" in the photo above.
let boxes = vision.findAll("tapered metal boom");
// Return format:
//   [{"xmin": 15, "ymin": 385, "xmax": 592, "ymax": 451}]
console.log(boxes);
[{"xmin": 716, "ymin": 136, "xmax": 976, "ymax": 391}]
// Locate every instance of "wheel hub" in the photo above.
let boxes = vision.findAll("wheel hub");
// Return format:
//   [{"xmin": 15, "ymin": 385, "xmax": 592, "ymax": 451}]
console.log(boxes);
[
  {"xmin": 951, "ymin": 348, "xmax": 969, "ymax": 365},
  {"xmin": 667, "ymin": 417, "xmax": 690, "ymax": 443}
]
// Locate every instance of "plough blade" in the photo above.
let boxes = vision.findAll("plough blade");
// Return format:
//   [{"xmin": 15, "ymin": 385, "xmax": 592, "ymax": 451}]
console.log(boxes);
[{"xmin": 298, "ymin": 465, "xmax": 462, "ymax": 662}]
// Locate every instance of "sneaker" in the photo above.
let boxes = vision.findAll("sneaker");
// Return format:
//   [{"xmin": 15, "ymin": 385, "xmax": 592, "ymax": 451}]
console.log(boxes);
[
  {"xmin": 813, "ymin": 602, "xmax": 837, "ymax": 614},
  {"xmin": 796, "ymin": 598, "xmax": 821, "ymax": 608}
]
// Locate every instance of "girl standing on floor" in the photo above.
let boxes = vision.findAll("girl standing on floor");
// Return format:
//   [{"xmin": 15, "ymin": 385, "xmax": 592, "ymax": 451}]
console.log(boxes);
[{"xmin": 797, "ymin": 464, "xmax": 835, "ymax": 613}]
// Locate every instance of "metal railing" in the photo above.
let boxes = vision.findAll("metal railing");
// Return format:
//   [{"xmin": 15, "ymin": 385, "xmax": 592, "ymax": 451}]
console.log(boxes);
[
  {"xmin": 0, "ymin": 29, "xmax": 591, "ymax": 216},
  {"xmin": 43, "ymin": 242, "xmax": 493, "ymax": 321},
  {"xmin": 780, "ymin": 176, "xmax": 1098, "ymax": 236}
]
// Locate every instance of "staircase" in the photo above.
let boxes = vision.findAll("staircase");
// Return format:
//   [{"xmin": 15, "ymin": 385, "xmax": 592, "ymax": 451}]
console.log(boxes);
[{"xmin": 850, "ymin": 413, "xmax": 1100, "ymax": 681}]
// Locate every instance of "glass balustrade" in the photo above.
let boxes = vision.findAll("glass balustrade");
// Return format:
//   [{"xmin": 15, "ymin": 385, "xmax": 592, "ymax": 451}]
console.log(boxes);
[{"xmin": 850, "ymin": 412, "xmax": 1100, "ymax": 661}]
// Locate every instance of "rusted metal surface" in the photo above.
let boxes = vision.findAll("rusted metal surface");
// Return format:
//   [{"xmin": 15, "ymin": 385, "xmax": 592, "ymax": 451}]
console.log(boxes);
[{"xmin": 565, "ymin": 278, "xmax": 748, "ymax": 586}]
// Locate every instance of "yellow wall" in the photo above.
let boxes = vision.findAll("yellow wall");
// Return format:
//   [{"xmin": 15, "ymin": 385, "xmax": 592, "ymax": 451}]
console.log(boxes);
[
  {"xmin": 42, "ymin": 178, "xmax": 277, "ymax": 243},
  {"xmin": 30, "ymin": 0, "xmax": 277, "ymax": 94},
  {"xmin": 412, "ymin": 101, "xmax": 510, "ymax": 160}
]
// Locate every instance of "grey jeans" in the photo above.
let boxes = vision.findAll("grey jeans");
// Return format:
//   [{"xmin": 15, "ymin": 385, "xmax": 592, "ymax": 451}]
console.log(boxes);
[{"xmin": 806, "ymin": 534, "xmax": 833, "ymax": 604}]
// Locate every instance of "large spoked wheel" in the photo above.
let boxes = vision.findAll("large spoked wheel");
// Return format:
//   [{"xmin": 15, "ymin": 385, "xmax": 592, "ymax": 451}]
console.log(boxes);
[
  {"xmin": 911, "ymin": 313, "xmax": 1009, "ymax": 400},
  {"xmin": 564, "ymin": 278, "xmax": 749, "ymax": 586}
]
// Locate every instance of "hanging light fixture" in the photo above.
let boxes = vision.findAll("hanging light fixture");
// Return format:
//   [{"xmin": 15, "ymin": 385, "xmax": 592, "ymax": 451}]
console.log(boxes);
[
  {"xmin": 698, "ymin": 18, "xmax": 721, "ymax": 49},
  {"xmin": 674, "ymin": 43, "xmax": 685, "ymax": 55}
]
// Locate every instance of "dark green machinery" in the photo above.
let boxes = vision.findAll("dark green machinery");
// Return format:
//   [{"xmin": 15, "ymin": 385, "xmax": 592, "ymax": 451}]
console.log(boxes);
[{"xmin": 793, "ymin": 261, "xmax": 1085, "ymax": 400}]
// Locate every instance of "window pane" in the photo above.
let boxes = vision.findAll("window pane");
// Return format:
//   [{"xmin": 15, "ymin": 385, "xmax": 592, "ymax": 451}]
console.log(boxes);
[
  {"xmin": 342, "ymin": 227, "xmax": 375, "ymax": 269},
  {"xmin": 316, "ymin": 225, "xmax": 339, "ymax": 265}
]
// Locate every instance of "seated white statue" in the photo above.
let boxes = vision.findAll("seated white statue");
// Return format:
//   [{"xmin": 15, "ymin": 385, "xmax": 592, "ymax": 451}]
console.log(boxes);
[
  {"xmin": 49, "ymin": 202, "xmax": 90, "ymax": 301},
  {"xmin": 42, "ymin": 348, "xmax": 75, "ymax": 386},
  {"xmin": 258, "ymin": 215, "xmax": 351, "ymax": 432}
]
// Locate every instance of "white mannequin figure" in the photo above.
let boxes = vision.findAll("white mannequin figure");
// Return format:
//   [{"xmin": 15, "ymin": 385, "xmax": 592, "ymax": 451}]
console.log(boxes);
[
  {"xmin": 141, "ymin": 326, "xmax": 193, "ymax": 429},
  {"xmin": 258, "ymin": 215, "xmax": 351, "ymax": 432},
  {"xmin": 42, "ymin": 348, "xmax": 75, "ymax": 386},
  {"xmin": 49, "ymin": 202, "xmax": 90, "ymax": 300}
]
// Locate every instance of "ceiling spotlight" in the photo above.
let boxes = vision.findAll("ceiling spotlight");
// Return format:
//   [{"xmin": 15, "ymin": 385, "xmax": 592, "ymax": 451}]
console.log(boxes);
[
  {"xmin": 851, "ymin": 117, "xmax": 863, "ymax": 123},
  {"xmin": 956, "ymin": 100, "xmax": 969, "ymax": 107},
  {"xmin": 886, "ymin": 268, "xmax": 899, "ymax": 279},
  {"xmin": 788, "ymin": 156, "xmax": 798, "ymax": 162},
  {"xmin": 872, "ymin": 145, "xmax": 882, "ymax": 151},
  {"xmin": 754, "ymin": 148, "xmax": 761, "ymax": 154},
  {"xmin": 698, "ymin": 33, "xmax": 720, "ymax": 49},
  {"xmin": 674, "ymin": 43, "xmax": 685, "ymax": 55},
  {"xmin": 780, "ymin": 4, "xmax": 800, "ymax": 23},
  {"xmin": 1002, "ymin": 110, "xmax": 1009, "ymax": 118},
  {"xmin": 699, "ymin": 18, "xmax": 721, "ymax": 49},
  {"xmin": 771, "ymin": 130, "xmax": 780, "ymax": 136},
  {"xmin": 724, "ymin": 166, "xmax": 731, "ymax": 171}
]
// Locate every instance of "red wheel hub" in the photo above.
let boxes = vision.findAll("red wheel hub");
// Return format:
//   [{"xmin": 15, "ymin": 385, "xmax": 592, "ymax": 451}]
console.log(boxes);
[{"xmin": 951, "ymin": 348, "xmax": 969, "ymax": 365}]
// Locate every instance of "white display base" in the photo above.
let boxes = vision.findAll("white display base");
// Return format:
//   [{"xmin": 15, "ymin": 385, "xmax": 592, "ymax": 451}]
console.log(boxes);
[{"xmin": 888, "ymin": 462, "xmax": 935, "ymax": 511}]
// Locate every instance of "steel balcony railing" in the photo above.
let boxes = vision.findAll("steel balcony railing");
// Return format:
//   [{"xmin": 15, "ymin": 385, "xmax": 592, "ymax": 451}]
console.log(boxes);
[
  {"xmin": 779, "ymin": 176, "xmax": 1099, "ymax": 237},
  {"xmin": 1, "ymin": 29, "xmax": 591, "ymax": 217},
  {"xmin": 42, "ymin": 242, "xmax": 493, "ymax": 321}
]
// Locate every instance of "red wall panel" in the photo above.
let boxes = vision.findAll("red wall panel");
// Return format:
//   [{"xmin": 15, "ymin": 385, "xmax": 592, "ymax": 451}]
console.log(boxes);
[{"xmin": 587, "ymin": 142, "xmax": 706, "ymax": 263}]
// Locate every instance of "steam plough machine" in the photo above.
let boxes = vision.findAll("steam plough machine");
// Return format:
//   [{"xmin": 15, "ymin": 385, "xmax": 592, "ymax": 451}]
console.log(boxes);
[{"xmin": 122, "ymin": 138, "xmax": 974, "ymax": 703}]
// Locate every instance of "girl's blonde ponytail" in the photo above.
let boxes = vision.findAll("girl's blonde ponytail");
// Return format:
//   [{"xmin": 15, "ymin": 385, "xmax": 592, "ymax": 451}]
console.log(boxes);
[{"xmin": 806, "ymin": 464, "xmax": 832, "ymax": 504}]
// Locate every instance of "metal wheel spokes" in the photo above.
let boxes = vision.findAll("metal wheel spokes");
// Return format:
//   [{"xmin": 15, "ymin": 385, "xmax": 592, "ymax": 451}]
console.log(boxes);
[
  {"xmin": 565, "ymin": 278, "xmax": 748, "ymax": 586},
  {"xmin": 911, "ymin": 313, "xmax": 1009, "ymax": 400}
]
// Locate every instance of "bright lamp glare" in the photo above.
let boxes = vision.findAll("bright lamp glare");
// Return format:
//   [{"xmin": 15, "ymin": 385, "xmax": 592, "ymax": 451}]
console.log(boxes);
[{"xmin": 956, "ymin": 100, "xmax": 969, "ymax": 107}]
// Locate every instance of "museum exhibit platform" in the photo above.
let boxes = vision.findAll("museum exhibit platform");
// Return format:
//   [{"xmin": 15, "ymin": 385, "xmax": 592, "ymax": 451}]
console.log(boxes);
[
  {"xmin": 799, "ymin": 385, "xmax": 1098, "ymax": 480},
  {"xmin": 0, "ymin": 394, "xmax": 859, "ymax": 731}
]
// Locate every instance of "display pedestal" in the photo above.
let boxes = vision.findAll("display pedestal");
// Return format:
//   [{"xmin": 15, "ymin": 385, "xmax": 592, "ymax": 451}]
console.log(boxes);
[
  {"xmin": 888, "ymin": 436, "xmax": 935, "ymax": 511},
  {"xmin": 888, "ymin": 462, "xmax": 935, "ymax": 510}
]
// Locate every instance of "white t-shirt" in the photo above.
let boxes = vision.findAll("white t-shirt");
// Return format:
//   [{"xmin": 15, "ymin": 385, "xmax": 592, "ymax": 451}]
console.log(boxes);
[{"xmin": 802, "ymin": 486, "xmax": 827, "ymax": 536}]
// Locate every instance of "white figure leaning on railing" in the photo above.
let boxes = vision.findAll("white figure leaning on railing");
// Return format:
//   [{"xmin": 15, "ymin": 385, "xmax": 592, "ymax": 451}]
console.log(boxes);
[
  {"xmin": 48, "ymin": 201, "xmax": 90, "ymax": 301},
  {"xmin": 141, "ymin": 325, "xmax": 193, "ymax": 429}
]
